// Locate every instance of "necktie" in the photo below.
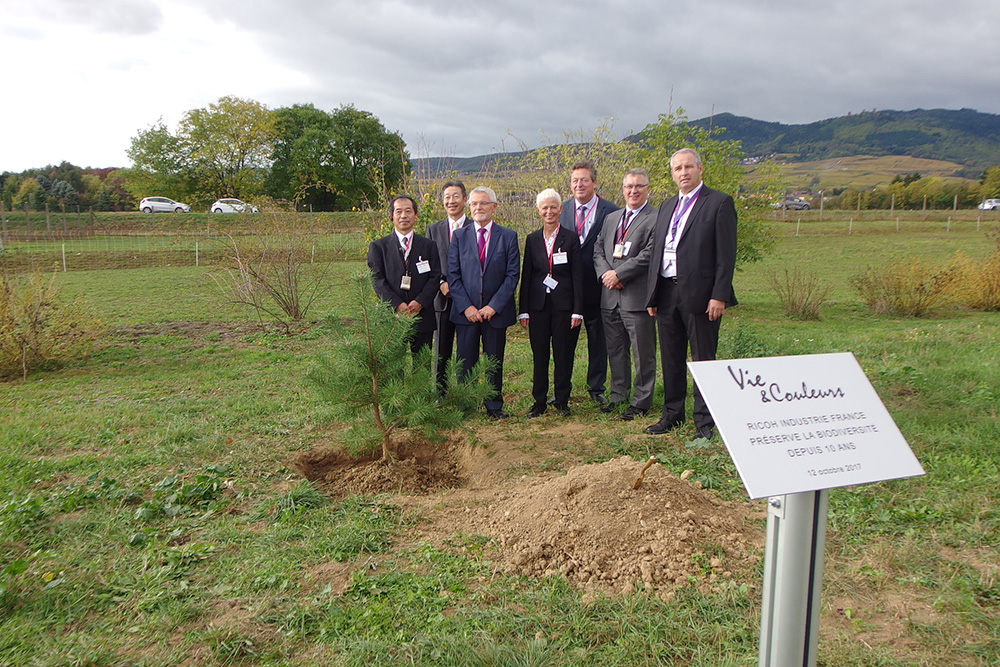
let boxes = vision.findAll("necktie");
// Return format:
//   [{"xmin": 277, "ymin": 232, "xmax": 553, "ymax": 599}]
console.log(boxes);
[
  {"xmin": 617, "ymin": 210, "xmax": 633, "ymax": 244},
  {"xmin": 478, "ymin": 228, "xmax": 487, "ymax": 268},
  {"xmin": 400, "ymin": 235, "xmax": 410, "ymax": 261},
  {"xmin": 576, "ymin": 205, "xmax": 588, "ymax": 238}
]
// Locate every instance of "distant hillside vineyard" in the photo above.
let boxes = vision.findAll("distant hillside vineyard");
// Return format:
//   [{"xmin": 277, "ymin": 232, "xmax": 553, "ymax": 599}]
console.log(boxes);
[{"xmin": 413, "ymin": 108, "xmax": 1000, "ymax": 178}]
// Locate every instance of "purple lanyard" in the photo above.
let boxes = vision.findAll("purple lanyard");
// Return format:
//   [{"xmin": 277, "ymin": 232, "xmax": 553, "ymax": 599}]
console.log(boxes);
[{"xmin": 669, "ymin": 193, "xmax": 698, "ymax": 242}]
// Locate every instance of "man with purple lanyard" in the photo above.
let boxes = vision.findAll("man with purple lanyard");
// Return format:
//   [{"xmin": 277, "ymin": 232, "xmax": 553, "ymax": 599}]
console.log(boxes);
[{"xmin": 643, "ymin": 148, "xmax": 737, "ymax": 439}]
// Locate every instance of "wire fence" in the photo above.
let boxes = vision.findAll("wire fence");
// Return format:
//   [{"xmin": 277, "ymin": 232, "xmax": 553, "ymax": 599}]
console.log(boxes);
[
  {"xmin": 0, "ymin": 229, "xmax": 368, "ymax": 274},
  {"xmin": 2, "ymin": 207, "xmax": 998, "ymax": 275}
]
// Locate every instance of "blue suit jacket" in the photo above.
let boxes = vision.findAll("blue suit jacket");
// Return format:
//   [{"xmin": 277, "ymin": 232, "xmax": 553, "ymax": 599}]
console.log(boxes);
[{"xmin": 447, "ymin": 222, "xmax": 520, "ymax": 328}]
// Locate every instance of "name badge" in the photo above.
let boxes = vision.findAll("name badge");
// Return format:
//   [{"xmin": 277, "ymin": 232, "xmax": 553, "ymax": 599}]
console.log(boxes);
[
  {"xmin": 543, "ymin": 275, "xmax": 559, "ymax": 290},
  {"xmin": 552, "ymin": 251, "xmax": 568, "ymax": 265},
  {"xmin": 416, "ymin": 260, "xmax": 431, "ymax": 274},
  {"xmin": 400, "ymin": 275, "xmax": 412, "ymax": 291},
  {"xmin": 613, "ymin": 243, "xmax": 625, "ymax": 258}
]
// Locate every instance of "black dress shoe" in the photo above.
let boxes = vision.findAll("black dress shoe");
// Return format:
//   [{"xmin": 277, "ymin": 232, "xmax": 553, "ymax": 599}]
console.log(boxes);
[
  {"xmin": 553, "ymin": 404, "xmax": 571, "ymax": 417},
  {"xmin": 644, "ymin": 419, "xmax": 684, "ymax": 435},
  {"xmin": 526, "ymin": 406, "xmax": 546, "ymax": 418},
  {"xmin": 590, "ymin": 393, "xmax": 606, "ymax": 406},
  {"xmin": 598, "ymin": 401, "xmax": 622, "ymax": 414},
  {"xmin": 619, "ymin": 406, "xmax": 649, "ymax": 421},
  {"xmin": 486, "ymin": 409, "xmax": 509, "ymax": 420},
  {"xmin": 696, "ymin": 425, "xmax": 715, "ymax": 440}
]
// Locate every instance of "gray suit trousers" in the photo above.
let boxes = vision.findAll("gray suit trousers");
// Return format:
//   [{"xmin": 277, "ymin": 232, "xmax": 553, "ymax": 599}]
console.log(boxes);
[{"xmin": 602, "ymin": 305, "xmax": 657, "ymax": 409}]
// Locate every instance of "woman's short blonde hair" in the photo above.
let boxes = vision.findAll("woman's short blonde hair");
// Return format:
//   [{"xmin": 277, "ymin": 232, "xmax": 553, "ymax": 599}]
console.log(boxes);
[{"xmin": 535, "ymin": 188, "xmax": 562, "ymax": 207}]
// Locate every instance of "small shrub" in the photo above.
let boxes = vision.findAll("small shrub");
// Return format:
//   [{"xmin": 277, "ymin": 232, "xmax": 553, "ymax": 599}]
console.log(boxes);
[
  {"xmin": 768, "ymin": 268, "xmax": 830, "ymax": 319},
  {"xmin": 850, "ymin": 257, "xmax": 951, "ymax": 317},
  {"xmin": 209, "ymin": 213, "xmax": 333, "ymax": 329},
  {"xmin": 942, "ymin": 231, "xmax": 1000, "ymax": 311},
  {"xmin": 0, "ymin": 270, "xmax": 104, "ymax": 380},
  {"xmin": 308, "ymin": 272, "xmax": 493, "ymax": 461}
]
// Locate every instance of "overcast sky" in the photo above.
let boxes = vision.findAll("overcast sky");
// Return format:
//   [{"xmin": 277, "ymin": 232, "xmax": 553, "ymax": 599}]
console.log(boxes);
[{"xmin": 2, "ymin": 0, "xmax": 998, "ymax": 173}]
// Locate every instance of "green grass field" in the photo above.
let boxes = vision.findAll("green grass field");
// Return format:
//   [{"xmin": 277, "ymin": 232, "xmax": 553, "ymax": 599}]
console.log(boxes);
[{"xmin": 1, "ymin": 221, "xmax": 998, "ymax": 666}]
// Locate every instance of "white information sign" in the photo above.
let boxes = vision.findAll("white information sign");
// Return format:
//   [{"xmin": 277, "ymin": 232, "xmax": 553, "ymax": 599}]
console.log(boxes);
[{"xmin": 689, "ymin": 352, "xmax": 924, "ymax": 499}]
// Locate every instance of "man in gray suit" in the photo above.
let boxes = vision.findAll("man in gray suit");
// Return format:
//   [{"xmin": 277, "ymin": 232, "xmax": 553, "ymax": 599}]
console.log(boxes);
[
  {"xmin": 593, "ymin": 169, "xmax": 658, "ymax": 420},
  {"xmin": 426, "ymin": 180, "xmax": 471, "ymax": 393}
]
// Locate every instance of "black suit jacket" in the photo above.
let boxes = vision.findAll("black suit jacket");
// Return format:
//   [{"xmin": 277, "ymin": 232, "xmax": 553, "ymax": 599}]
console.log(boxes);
[
  {"xmin": 518, "ymin": 226, "xmax": 583, "ymax": 314},
  {"xmin": 426, "ymin": 215, "xmax": 472, "ymax": 312},
  {"xmin": 559, "ymin": 196, "xmax": 620, "ymax": 307},
  {"xmin": 367, "ymin": 232, "xmax": 441, "ymax": 333},
  {"xmin": 645, "ymin": 185, "xmax": 738, "ymax": 312}
]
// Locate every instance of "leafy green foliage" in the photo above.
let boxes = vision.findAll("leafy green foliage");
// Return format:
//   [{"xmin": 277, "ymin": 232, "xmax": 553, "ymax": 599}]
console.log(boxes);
[{"xmin": 126, "ymin": 96, "xmax": 277, "ymax": 203}]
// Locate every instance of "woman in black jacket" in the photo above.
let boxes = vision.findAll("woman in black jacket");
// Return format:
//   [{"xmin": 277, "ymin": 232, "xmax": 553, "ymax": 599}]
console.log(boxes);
[{"xmin": 518, "ymin": 188, "xmax": 584, "ymax": 417}]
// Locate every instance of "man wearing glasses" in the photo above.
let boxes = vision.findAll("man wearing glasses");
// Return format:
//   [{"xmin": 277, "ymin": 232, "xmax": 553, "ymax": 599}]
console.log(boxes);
[{"xmin": 593, "ymin": 169, "xmax": 659, "ymax": 421}]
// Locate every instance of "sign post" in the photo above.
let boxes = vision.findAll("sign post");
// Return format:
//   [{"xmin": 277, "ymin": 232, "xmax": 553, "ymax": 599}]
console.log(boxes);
[{"xmin": 688, "ymin": 352, "xmax": 924, "ymax": 667}]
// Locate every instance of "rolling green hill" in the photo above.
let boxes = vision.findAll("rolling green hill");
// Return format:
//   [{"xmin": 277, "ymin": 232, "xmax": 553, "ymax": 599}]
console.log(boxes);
[
  {"xmin": 690, "ymin": 108, "xmax": 1000, "ymax": 174},
  {"xmin": 413, "ymin": 109, "xmax": 1000, "ymax": 181}
]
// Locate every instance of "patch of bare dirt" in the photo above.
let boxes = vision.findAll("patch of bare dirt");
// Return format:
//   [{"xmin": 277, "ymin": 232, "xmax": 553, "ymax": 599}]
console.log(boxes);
[{"xmin": 292, "ymin": 439, "xmax": 463, "ymax": 496}]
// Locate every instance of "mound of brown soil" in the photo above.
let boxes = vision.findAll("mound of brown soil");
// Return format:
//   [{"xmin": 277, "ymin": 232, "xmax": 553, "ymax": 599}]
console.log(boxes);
[{"xmin": 460, "ymin": 456, "xmax": 763, "ymax": 595}]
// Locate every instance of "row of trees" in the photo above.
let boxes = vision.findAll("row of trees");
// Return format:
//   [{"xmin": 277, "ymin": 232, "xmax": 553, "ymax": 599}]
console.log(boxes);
[
  {"xmin": 823, "ymin": 166, "xmax": 1000, "ymax": 210},
  {"xmin": 126, "ymin": 96, "xmax": 409, "ymax": 211},
  {"xmin": 0, "ymin": 97, "xmax": 409, "ymax": 214},
  {"xmin": 1, "ymin": 164, "xmax": 132, "ymax": 213}
]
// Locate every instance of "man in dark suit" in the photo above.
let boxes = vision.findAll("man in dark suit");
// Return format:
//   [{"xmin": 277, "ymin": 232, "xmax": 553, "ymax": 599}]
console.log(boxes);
[
  {"xmin": 367, "ymin": 195, "xmax": 441, "ymax": 354},
  {"xmin": 558, "ymin": 160, "xmax": 620, "ymax": 405},
  {"xmin": 644, "ymin": 148, "xmax": 737, "ymax": 439},
  {"xmin": 426, "ymin": 180, "xmax": 471, "ymax": 392},
  {"xmin": 447, "ymin": 186, "xmax": 520, "ymax": 419},
  {"xmin": 593, "ymin": 168, "xmax": 658, "ymax": 421}
]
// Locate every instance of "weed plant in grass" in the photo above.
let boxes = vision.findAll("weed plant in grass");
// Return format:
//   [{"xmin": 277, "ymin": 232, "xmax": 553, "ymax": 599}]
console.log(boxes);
[{"xmin": 767, "ymin": 267, "xmax": 831, "ymax": 319}]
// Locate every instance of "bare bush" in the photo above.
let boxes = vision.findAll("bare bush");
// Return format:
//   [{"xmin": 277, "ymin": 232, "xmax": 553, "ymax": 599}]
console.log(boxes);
[
  {"xmin": 768, "ymin": 268, "xmax": 831, "ymax": 320},
  {"xmin": 0, "ymin": 270, "xmax": 104, "ymax": 380},
  {"xmin": 850, "ymin": 257, "xmax": 952, "ymax": 317},
  {"xmin": 210, "ymin": 212, "xmax": 333, "ymax": 329}
]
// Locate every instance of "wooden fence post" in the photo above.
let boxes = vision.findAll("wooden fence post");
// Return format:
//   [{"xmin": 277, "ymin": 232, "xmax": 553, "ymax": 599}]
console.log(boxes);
[
  {"xmin": 46, "ymin": 202, "xmax": 51, "ymax": 233},
  {"xmin": 25, "ymin": 202, "xmax": 31, "ymax": 235}
]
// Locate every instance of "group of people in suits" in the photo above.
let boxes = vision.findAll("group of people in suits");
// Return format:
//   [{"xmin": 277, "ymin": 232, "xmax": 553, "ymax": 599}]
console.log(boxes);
[{"xmin": 367, "ymin": 148, "xmax": 737, "ymax": 439}]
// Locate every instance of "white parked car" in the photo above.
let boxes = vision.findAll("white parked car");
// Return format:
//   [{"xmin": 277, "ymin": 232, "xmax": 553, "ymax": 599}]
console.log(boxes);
[
  {"xmin": 211, "ymin": 198, "xmax": 259, "ymax": 213},
  {"xmin": 977, "ymin": 199, "xmax": 1000, "ymax": 210},
  {"xmin": 138, "ymin": 196, "xmax": 190, "ymax": 213}
]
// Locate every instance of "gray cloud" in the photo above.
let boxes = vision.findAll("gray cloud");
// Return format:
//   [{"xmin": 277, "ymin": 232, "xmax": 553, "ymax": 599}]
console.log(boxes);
[
  {"xmin": 24, "ymin": 0, "xmax": 163, "ymax": 34},
  {"xmin": 5, "ymin": 0, "xmax": 999, "ymax": 171}
]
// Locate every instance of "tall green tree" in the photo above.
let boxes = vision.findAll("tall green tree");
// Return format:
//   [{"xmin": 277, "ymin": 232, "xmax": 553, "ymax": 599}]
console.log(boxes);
[
  {"xmin": 330, "ymin": 104, "xmax": 409, "ymax": 210},
  {"xmin": 125, "ymin": 96, "xmax": 277, "ymax": 203},
  {"xmin": 980, "ymin": 165, "xmax": 1000, "ymax": 199},
  {"xmin": 180, "ymin": 96, "xmax": 276, "ymax": 199},
  {"xmin": 267, "ymin": 103, "xmax": 346, "ymax": 209}
]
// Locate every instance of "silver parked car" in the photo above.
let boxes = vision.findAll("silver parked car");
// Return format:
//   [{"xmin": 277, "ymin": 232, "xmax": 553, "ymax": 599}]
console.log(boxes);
[
  {"xmin": 210, "ymin": 198, "xmax": 259, "ymax": 213},
  {"xmin": 977, "ymin": 198, "xmax": 1000, "ymax": 210},
  {"xmin": 774, "ymin": 196, "xmax": 811, "ymax": 210},
  {"xmin": 139, "ymin": 196, "xmax": 190, "ymax": 213}
]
